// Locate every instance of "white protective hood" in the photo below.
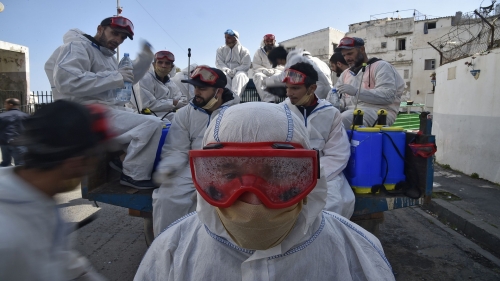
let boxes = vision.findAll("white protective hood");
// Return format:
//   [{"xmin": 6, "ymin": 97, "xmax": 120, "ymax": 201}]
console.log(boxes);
[{"xmin": 196, "ymin": 102, "xmax": 329, "ymax": 255}]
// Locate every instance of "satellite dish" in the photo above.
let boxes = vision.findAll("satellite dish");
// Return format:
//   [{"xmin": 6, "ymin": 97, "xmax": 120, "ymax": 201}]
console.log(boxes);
[{"xmin": 0, "ymin": 2, "xmax": 4, "ymax": 13}]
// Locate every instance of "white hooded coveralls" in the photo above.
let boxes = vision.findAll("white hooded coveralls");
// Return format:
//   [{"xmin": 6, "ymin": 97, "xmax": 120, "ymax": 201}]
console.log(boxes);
[
  {"xmin": 171, "ymin": 64, "xmax": 198, "ymax": 102},
  {"xmin": 265, "ymin": 49, "xmax": 333, "ymax": 99},
  {"xmin": 252, "ymin": 43, "xmax": 284, "ymax": 102},
  {"xmin": 0, "ymin": 167, "xmax": 105, "ymax": 281},
  {"xmin": 128, "ymin": 66, "xmax": 187, "ymax": 118},
  {"xmin": 152, "ymin": 92, "xmax": 240, "ymax": 236},
  {"xmin": 215, "ymin": 42, "xmax": 251, "ymax": 96},
  {"xmin": 282, "ymin": 97, "xmax": 355, "ymax": 218},
  {"xmin": 337, "ymin": 60, "xmax": 404, "ymax": 128},
  {"xmin": 135, "ymin": 102, "xmax": 395, "ymax": 281},
  {"xmin": 44, "ymin": 29, "xmax": 164, "ymax": 180}
]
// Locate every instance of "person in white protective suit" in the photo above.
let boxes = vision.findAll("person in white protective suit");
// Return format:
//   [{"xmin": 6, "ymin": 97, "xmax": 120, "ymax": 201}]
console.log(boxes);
[
  {"xmin": 335, "ymin": 37, "xmax": 404, "ymax": 128},
  {"xmin": 0, "ymin": 100, "xmax": 110, "ymax": 281},
  {"xmin": 251, "ymin": 34, "xmax": 284, "ymax": 102},
  {"xmin": 44, "ymin": 16, "xmax": 164, "ymax": 189},
  {"xmin": 128, "ymin": 50, "xmax": 187, "ymax": 120},
  {"xmin": 327, "ymin": 51, "xmax": 350, "ymax": 110},
  {"xmin": 280, "ymin": 62, "xmax": 354, "ymax": 218},
  {"xmin": 265, "ymin": 46, "xmax": 333, "ymax": 99},
  {"xmin": 134, "ymin": 102, "xmax": 395, "ymax": 281},
  {"xmin": 215, "ymin": 29, "xmax": 251, "ymax": 96},
  {"xmin": 152, "ymin": 66, "xmax": 240, "ymax": 237},
  {"xmin": 171, "ymin": 63, "xmax": 198, "ymax": 101}
]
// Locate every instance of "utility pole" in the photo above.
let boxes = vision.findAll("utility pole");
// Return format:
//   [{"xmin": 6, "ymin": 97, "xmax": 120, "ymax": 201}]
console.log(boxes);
[{"xmin": 116, "ymin": 0, "xmax": 122, "ymax": 61}]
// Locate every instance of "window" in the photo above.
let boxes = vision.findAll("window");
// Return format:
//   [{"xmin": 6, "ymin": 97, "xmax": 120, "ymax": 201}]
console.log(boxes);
[
  {"xmin": 286, "ymin": 47, "xmax": 295, "ymax": 52},
  {"xmin": 404, "ymin": 70, "xmax": 409, "ymax": 79},
  {"xmin": 424, "ymin": 59, "xmax": 436, "ymax": 70},
  {"xmin": 427, "ymin": 22, "xmax": 437, "ymax": 29},
  {"xmin": 332, "ymin": 43, "xmax": 338, "ymax": 52},
  {"xmin": 381, "ymin": 42, "xmax": 387, "ymax": 48},
  {"xmin": 397, "ymin": 38, "xmax": 406, "ymax": 50}
]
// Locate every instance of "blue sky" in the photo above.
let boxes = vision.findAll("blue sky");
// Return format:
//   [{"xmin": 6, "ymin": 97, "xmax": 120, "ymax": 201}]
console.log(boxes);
[{"xmin": 0, "ymin": 0, "xmax": 484, "ymax": 91}]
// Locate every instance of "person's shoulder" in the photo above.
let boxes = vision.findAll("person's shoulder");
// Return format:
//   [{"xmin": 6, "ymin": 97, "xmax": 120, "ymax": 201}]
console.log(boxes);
[
  {"xmin": 154, "ymin": 212, "xmax": 201, "ymax": 244},
  {"xmin": 321, "ymin": 211, "xmax": 383, "ymax": 247}
]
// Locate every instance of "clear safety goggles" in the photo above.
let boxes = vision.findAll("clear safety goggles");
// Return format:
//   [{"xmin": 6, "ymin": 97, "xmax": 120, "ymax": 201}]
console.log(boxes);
[
  {"xmin": 264, "ymin": 34, "xmax": 275, "ymax": 41},
  {"xmin": 225, "ymin": 29, "xmax": 236, "ymax": 37},
  {"xmin": 109, "ymin": 16, "xmax": 134, "ymax": 36},
  {"xmin": 190, "ymin": 66, "xmax": 220, "ymax": 85},
  {"xmin": 155, "ymin": 51, "xmax": 175, "ymax": 62},
  {"xmin": 338, "ymin": 37, "xmax": 356, "ymax": 48},
  {"xmin": 189, "ymin": 142, "xmax": 319, "ymax": 209},
  {"xmin": 282, "ymin": 69, "xmax": 308, "ymax": 85}
]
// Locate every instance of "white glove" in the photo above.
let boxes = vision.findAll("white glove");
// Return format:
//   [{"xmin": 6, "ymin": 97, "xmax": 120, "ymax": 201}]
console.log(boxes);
[
  {"xmin": 262, "ymin": 69, "xmax": 275, "ymax": 76},
  {"xmin": 222, "ymin": 68, "xmax": 231, "ymax": 75},
  {"xmin": 118, "ymin": 66, "xmax": 134, "ymax": 83},
  {"xmin": 228, "ymin": 69, "xmax": 237, "ymax": 77},
  {"xmin": 153, "ymin": 166, "xmax": 177, "ymax": 186},
  {"xmin": 338, "ymin": 84, "xmax": 358, "ymax": 96}
]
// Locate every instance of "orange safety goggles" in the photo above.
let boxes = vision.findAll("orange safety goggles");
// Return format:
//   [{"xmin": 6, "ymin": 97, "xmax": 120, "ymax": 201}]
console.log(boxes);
[{"xmin": 190, "ymin": 142, "xmax": 319, "ymax": 209}]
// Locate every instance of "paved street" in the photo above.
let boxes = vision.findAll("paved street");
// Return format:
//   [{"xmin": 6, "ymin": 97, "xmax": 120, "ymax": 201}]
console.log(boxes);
[{"xmin": 58, "ymin": 188, "xmax": 500, "ymax": 281}]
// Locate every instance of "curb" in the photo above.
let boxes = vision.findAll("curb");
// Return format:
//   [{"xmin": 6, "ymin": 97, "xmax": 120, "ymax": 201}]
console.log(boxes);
[{"xmin": 423, "ymin": 199, "xmax": 500, "ymax": 258}]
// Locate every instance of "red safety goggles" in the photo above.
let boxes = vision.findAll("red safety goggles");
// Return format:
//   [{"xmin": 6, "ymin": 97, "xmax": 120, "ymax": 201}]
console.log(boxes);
[
  {"xmin": 264, "ymin": 34, "xmax": 275, "ymax": 41},
  {"xmin": 155, "ymin": 51, "xmax": 175, "ymax": 62},
  {"xmin": 108, "ymin": 16, "xmax": 134, "ymax": 37},
  {"xmin": 282, "ymin": 69, "xmax": 308, "ymax": 85},
  {"xmin": 190, "ymin": 142, "xmax": 319, "ymax": 209},
  {"xmin": 190, "ymin": 66, "xmax": 219, "ymax": 85}
]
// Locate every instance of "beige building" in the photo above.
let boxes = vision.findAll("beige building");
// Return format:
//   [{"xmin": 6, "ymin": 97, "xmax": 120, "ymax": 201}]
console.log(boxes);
[{"xmin": 279, "ymin": 27, "xmax": 345, "ymax": 83}]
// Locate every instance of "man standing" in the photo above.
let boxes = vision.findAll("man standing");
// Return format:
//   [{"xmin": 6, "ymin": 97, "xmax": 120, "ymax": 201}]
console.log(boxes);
[
  {"xmin": 266, "ymin": 46, "xmax": 333, "ymax": 99},
  {"xmin": 45, "ymin": 16, "xmax": 163, "ymax": 189},
  {"xmin": 0, "ymin": 100, "xmax": 108, "ymax": 281},
  {"xmin": 281, "ymin": 62, "xmax": 354, "ymax": 218},
  {"xmin": 335, "ymin": 37, "xmax": 404, "ymax": 128},
  {"xmin": 215, "ymin": 29, "xmax": 251, "ymax": 96},
  {"xmin": 328, "ymin": 52, "xmax": 350, "ymax": 110},
  {"xmin": 0, "ymin": 98, "xmax": 28, "ymax": 166},
  {"xmin": 129, "ymin": 50, "xmax": 187, "ymax": 119},
  {"xmin": 252, "ymin": 34, "xmax": 283, "ymax": 102},
  {"xmin": 152, "ymin": 66, "xmax": 240, "ymax": 236}
]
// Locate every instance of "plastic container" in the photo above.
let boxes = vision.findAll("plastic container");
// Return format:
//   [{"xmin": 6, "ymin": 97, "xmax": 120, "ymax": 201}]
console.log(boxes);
[
  {"xmin": 329, "ymin": 88, "xmax": 340, "ymax": 108},
  {"xmin": 115, "ymin": 53, "xmax": 133, "ymax": 102},
  {"xmin": 345, "ymin": 127, "xmax": 383, "ymax": 194},
  {"xmin": 381, "ymin": 127, "xmax": 406, "ymax": 190}
]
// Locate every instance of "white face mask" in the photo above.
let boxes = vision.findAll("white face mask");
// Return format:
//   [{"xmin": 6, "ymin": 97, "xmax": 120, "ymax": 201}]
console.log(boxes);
[
  {"xmin": 154, "ymin": 64, "xmax": 172, "ymax": 78},
  {"xmin": 216, "ymin": 200, "xmax": 303, "ymax": 250},
  {"xmin": 202, "ymin": 91, "xmax": 219, "ymax": 110},
  {"xmin": 294, "ymin": 91, "xmax": 313, "ymax": 106}
]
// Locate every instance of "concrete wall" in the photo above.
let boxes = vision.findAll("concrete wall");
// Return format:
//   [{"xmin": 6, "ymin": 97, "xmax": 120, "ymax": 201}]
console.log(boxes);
[
  {"xmin": 432, "ymin": 48, "xmax": 500, "ymax": 184},
  {"xmin": 280, "ymin": 27, "xmax": 345, "ymax": 62},
  {"xmin": 0, "ymin": 41, "xmax": 30, "ymax": 98}
]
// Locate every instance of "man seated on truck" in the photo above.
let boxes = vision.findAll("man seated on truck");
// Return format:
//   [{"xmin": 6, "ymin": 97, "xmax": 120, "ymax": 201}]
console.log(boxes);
[
  {"xmin": 251, "ymin": 34, "xmax": 284, "ymax": 102},
  {"xmin": 0, "ymin": 100, "xmax": 108, "ymax": 281},
  {"xmin": 44, "ymin": 16, "xmax": 163, "ymax": 189},
  {"xmin": 265, "ymin": 46, "xmax": 333, "ymax": 99},
  {"xmin": 281, "ymin": 62, "xmax": 354, "ymax": 218},
  {"xmin": 152, "ymin": 66, "xmax": 240, "ymax": 237},
  {"xmin": 335, "ymin": 37, "xmax": 404, "ymax": 128},
  {"xmin": 134, "ymin": 102, "xmax": 395, "ymax": 281},
  {"xmin": 215, "ymin": 29, "xmax": 252, "ymax": 97},
  {"xmin": 128, "ymin": 50, "xmax": 188, "ymax": 120}
]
